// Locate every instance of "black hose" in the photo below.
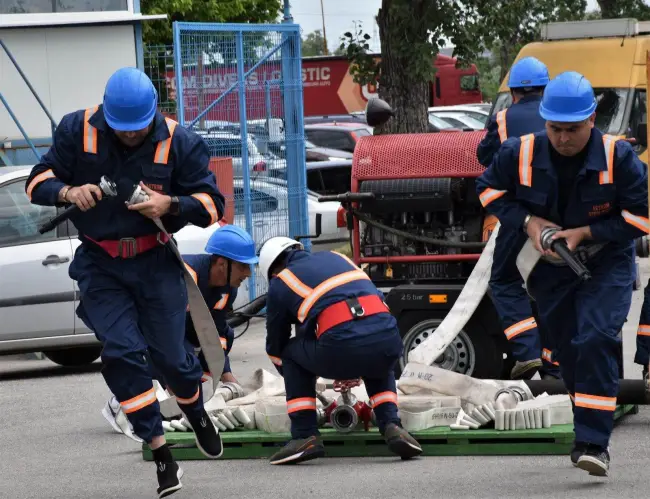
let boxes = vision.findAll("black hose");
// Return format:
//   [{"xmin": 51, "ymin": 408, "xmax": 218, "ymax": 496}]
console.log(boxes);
[
  {"xmin": 350, "ymin": 209, "xmax": 487, "ymax": 249},
  {"xmin": 226, "ymin": 293, "xmax": 268, "ymax": 329}
]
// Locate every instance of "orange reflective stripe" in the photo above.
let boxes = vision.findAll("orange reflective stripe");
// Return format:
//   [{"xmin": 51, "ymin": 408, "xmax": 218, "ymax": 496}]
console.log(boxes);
[
  {"xmin": 176, "ymin": 388, "xmax": 200, "ymax": 405},
  {"xmin": 154, "ymin": 118, "xmax": 178, "ymax": 164},
  {"xmin": 191, "ymin": 192, "xmax": 219, "ymax": 225},
  {"xmin": 599, "ymin": 134, "xmax": 620, "ymax": 185},
  {"xmin": 541, "ymin": 348, "xmax": 559, "ymax": 366},
  {"xmin": 505, "ymin": 317, "xmax": 537, "ymax": 340},
  {"xmin": 479, "ymin": 187, "xmax": 507, "ymax": 207},
  {"xmin": 276, "ymin": 269, "xmax": 312, "ymax": 297},
  {"xmin": 120, "ymin": 387, "xmax": 156, "ymax": 414},
  {"xmin": 518, "ymin": 134, "xmax": 534, "ymax": 187},
  {"xmin": 268, "ymin": 354, "xmax": 282, "ymax": 366},
  {"xmin": 496, "ymin": 110, "xmax": 508, "ymax": 143},
  {"xmin": 26, "ymin": 169, "xmax": 55, "ymax": 201},
  {"xmin": 287, "ymin": 397, "xmax": 317, "ymax": 413},
  {"xmin": 213, "ymin": 294, "xmax": 229, "ymax": 310},
  {"xmin": 574, "ymin": 392, "xmax": 616, "ymax": 412},
  {"xmin": 637, "ymin": 325, "xmax": 650, "ymax": 336},
  {"xmin": 331, "ymin": 250, "xmax": 362, "ymax": 270},
  {"xmin": 622, "ymin": 210, "xmax": 650, "ymax": 233},
  {"xmin": 220, "ymin": 337, "xmax": 227, "ymax": 349},
  {"xmin": 297, "ymin": 270, "xmax": 370, "ymax": 322},
  {"xmin": 369, "ymin": 391, "xmax": 398, "ymax": 408},
  {"xmin": 83, "ymin": 106, "xmax": 99, "ymax": 154}
]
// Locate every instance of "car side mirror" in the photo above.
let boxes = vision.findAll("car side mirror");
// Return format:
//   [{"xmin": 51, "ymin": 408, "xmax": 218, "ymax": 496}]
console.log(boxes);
[
  {"xmin": 635, "ymin": 122, "xmax": 647, "ymax": 148},
  {"xmin": 365, "ymin": 98, "xmax": 393, "ymax": 127}
]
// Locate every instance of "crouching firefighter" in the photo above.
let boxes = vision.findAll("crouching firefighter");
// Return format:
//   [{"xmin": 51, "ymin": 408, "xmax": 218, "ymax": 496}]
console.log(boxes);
[
  {"xmin": 477, "ymin": 56, "xmax": 560, "ymax": 380},
  {"xmin": 25, "ymin": 67, "xmax": 226, "ymax": 498},
  {"xmin": 102, "ymin": 225, "xmax": 257, "ymax": 440},
  {"xmin": 476, "ymin": 71, "xmax": 649, "ymax": 477},
  {"xmin": 258, "ymin": 237, "xmax": 423, "ymax": 465}
]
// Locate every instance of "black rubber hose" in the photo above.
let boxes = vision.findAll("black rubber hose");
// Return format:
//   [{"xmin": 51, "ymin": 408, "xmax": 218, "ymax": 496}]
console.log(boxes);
[
  {"xmin": 226, "ymin": 293, "xmax": 268, "ymax": 328},
  {"xmin": 525, "ymin": 379, "xmax": 650, "ymax": 405},
  {"xmin": 351, "ymin": 209, "xmax": 487, "ymax": 249}
]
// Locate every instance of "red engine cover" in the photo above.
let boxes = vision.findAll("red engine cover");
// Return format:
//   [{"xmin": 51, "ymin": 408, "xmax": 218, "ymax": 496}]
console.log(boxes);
[{"xmin": 351, "ymin": 130, "xmax": 487, "ymax": 184}]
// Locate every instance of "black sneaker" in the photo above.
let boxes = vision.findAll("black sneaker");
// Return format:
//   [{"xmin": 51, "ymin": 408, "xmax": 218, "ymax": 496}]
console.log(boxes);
[
  {"xmin": 269, "ymin": 436, "xmax": 325, "ymax": 465},
  {"xmin": 576, "ymin": 445, "xmax": 610, "ymax": 477},
  {"xmin": 156, "ymin": 460, "xmax": 183, "ymax": 498},
  {"xmin": 570, "ymin": 441, "xmax": 587, "ymax": 467},
  {"xmin": 184, "ymin": 410, "xmax": 223, "ymax": 459},
  {"xmin": 384, "ymin": 423, "xmax": 423, "ymax": 460}
]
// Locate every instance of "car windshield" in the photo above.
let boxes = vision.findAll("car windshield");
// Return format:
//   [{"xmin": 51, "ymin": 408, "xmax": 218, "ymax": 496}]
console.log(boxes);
[
  {"xmin": 491, "ymin": 88, "xmax": 630, "ymax": 135},
  {"xmin": 428, "ymin": 113, "xmax": 455, "ymax": 129}
]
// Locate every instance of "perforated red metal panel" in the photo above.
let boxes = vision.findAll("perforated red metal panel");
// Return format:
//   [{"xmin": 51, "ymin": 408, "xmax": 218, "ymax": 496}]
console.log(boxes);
[{"xmin": 352, "ymin": 130, "xmax": 487, "ymax": 182}]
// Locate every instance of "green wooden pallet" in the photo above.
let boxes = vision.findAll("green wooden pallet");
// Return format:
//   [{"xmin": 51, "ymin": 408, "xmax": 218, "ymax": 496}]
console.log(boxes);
[{"xmin": 142, "ymin": 404, "xmax": 638, "ymax": 461}]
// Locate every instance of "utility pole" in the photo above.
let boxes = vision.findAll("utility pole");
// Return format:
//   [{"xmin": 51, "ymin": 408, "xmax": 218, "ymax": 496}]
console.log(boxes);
[
  {"xmin": 283, "ymin": 0, "xmax": 293, "ymax": 23},
  {"xmin": 320, "ymin": 0, "xmax": 329, "ymax": 55}
]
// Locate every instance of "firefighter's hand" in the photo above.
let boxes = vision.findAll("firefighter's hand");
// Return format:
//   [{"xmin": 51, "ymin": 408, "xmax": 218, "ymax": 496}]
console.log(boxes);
[
  {"xmin": 550, "ymin": 226, "xmax": 592, "ymax": 252},
  {"xmin": 526, "ymin": 216, "xmax": 561, "ymax": 254},
  {"xmin": 66, "ymin": 184, "xmax": 103, "ymax": 211},
  {"xmin": 127, "ymin": 182, "xmax": 171, "ymax": 219}
]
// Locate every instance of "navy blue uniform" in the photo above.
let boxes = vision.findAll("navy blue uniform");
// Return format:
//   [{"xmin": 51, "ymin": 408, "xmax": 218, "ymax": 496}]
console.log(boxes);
[
  {"xmin": 634, "ymin": 280, "xmax": 650, "ymax": 368},
  {"xmin": 476, "ymin": 129, "xmax": 648, "ymax": 449},
  {"xmin": 477, "ymin": 95, "xmax": 558, "ymax": 376},
  {"xmin": 265, "ymin": 250, "xmax": 403, "ymax": 439},
  {"xmin": 25, "ymin": 105, "xmax": 225, "ymax": 443},
  {"xmin": 183, "ymin": 254, "xmax": 237, "ymax": 377}
]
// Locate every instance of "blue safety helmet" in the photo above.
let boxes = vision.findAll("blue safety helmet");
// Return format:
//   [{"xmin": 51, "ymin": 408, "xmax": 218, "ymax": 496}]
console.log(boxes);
[
  {"xmin": 508, "ymin": 56, "xmax": 550, "ymax": 89},
  {"xmin": 205, "ymin": 225, "xmax": 259, "ymax": 265},
  {"xmin": 539, "ymin": 71, "xmax": 597, "ymax": 123},
  {"xmin": 103, "ymin": 67, "xmax": 158, "ymax": 132}
]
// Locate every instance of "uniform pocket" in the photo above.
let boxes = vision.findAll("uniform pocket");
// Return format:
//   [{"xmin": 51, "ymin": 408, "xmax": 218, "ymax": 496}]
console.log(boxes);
[{"xmin": 141, "ymin": 163, "xmax": 173, "ymax": 194}]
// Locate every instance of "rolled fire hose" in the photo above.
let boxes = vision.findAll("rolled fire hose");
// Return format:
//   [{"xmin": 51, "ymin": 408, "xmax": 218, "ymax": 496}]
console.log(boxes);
[{"xmin": 126, "ymin": 186, "xmax": 223, "ymax": 419}]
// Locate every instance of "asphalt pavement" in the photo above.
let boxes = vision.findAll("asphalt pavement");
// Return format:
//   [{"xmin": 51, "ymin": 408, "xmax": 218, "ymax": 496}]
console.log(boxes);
[{"xmin": 2, "ymin": 263, "xmax": 650, "ymax": 498}]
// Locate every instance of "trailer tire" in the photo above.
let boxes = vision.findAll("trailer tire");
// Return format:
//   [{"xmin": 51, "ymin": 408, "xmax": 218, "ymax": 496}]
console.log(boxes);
[
  {"xmin": 395, "ymin": 305, "xmax": 504, "ymax": 380},
  {"xmin": 44, "ymin": 346, "xmax": 102, "ymax": 367}
]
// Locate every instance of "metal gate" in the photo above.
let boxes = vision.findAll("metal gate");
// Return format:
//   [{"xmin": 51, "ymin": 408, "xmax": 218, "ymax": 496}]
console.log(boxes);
[{"xmin": 172, "ymin": 21, "xmax": 309, "ymax": 301}]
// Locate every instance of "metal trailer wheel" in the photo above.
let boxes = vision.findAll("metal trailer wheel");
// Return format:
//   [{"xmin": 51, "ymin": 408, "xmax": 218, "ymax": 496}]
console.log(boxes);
[{"xmin": 399, "ymin": 318, "xmax": 477, "ymax": 376}]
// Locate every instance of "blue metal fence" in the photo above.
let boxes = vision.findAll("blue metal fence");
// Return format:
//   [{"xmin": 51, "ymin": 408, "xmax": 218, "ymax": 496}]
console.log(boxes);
[{"xmin": 172, "ymin": 21, "xmax": 309, "ymax": 301}]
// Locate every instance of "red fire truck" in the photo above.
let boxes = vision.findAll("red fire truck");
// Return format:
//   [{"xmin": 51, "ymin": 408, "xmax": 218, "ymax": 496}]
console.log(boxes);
[{"xmin": 164, "ymin": 53, "xmax": 482, "ymax": 122}]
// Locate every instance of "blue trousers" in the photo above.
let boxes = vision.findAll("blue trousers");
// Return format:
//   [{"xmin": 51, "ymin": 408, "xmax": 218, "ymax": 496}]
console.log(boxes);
[
  {"xmin": 527, "ymin": 246, "xmax": 635, "ymax": 449},
  {"xmin": 490, "ymin": 226, "xmax": 560, "ymax": 377},
  {"xmin": 282, "ymin": 321, "xmax": 403, "ymax": 439},
  {"xmin": 70, "ymin": 244, "xmax": 204, "ymax": 443},
  {"xmin": 634, "ymin": 279, "xmax": 650, "ymax": 367}
]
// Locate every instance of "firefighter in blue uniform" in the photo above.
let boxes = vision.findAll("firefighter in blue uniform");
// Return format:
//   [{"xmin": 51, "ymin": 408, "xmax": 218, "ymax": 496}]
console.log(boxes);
[
  {"xmin": 476, "ymin": 71, "xmax": 649, "ymax": 477},
  {"xmin": 258, "ymin": 237, "xmax": 423, "ymax": 465},
  {"xmin": 634, "ymin": 282, "xmax": 650, "ymax": 380},
  {"xmin": 25, "ymin": 67, "xmax": 226, "ymax": 498},
  {"xmin": 477, "ymin": 56, "xmax": 560, "ymax": 381},
  {"xmin": 102, "ymin": 225, "xmax": 257, "ymax": 441}
]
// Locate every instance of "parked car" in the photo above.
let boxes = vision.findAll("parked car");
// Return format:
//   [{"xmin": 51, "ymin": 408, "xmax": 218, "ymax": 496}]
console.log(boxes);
[
  {"xmin": 304, "ymin": 123, "xmax": 373, "ymax": 153},
  {"xmin": 428, "ymin": 105, "xmax": 490, "ymax": 125},
  {"xmin": 0, "ymin": 166, "xmax": 347, "ymax": 367},
  {"xmin": 429, "ymin": 110, "xmax": 485, "ymax": 130},
  {"xmin": 268, "ymin": 159, "xmax": 353, "ymax": 196},
  {"xmin": 305, "ymin": 140, "xmax": 353, "ymax": 162}
]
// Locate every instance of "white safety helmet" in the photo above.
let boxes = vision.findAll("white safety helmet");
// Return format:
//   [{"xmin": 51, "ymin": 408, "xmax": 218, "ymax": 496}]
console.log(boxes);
[{"xmin": 258, "ymin": 236, "xmax": 303, "ymax": 282}]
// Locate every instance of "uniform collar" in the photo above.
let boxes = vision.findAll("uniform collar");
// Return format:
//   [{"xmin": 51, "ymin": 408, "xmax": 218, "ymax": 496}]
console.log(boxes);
[
  {"xmin": 533, "ymin": 128, "xmax": 604, "ymax": 172},
  {"xmin": 517, "ymin": 94, "xmax": 542, "ymax": 105},
  {"xmin": 89, "ymin": 105, "xmax": 171, "ymax": 143}
]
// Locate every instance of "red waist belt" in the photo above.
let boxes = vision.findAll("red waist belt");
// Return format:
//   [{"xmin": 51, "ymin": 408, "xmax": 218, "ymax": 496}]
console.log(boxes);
[
  {"xmin": 316, "ymin": 294, "xmax": 390, "ymax": 338},
  {"xmin": 84, "ymin": 232, "xmax": 170, "ymax": 259}
]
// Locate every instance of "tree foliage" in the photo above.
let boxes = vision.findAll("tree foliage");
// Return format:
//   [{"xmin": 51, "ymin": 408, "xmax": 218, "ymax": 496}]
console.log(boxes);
[
  {"xmin": 596, "ymin": 0, "xmax": 650, "ymax": 19},
  {"xmin": 302, "ymin": 30, "xmax": 328, "ymax": 57},
  {"xmin": 140, "ymin": 0, "xmax": 283, "ymax": 46}
]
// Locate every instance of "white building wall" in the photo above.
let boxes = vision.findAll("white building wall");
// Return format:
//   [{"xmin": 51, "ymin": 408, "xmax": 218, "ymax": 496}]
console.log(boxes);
[{"xmin": 0, "ymin": 25, "xmax": 137, "ymax": 141}]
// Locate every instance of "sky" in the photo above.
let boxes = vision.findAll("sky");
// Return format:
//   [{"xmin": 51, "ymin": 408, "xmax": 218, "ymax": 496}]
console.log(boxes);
[{"xmin": 291, "ymin": 0, "xmax": 602, "ymax": 53}]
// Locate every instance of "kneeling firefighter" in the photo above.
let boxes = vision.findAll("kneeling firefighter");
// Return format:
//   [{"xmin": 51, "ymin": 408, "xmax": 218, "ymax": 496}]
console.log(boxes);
[
  {"xmin": 102, "ymin": 225, "xmax": 258, "ymax": 440},
  {"xmin": 259, "ymin": 237, "xmax": 423, "ymax": 465}
]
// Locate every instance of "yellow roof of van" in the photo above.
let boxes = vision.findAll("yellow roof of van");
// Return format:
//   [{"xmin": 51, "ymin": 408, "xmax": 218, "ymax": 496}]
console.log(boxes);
[{"xmin": 498, "ymin": 36, "xmax": 650, "ymax": 92}]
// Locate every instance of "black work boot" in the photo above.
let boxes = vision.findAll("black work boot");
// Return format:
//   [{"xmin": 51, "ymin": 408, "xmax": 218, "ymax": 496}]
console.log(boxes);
[
  {"xmin": 183, "ymin": 409, "xmax": 223, "ymax": 459},
  {"xmin": 152, "ymin": 445, "xmax": 183, "ymax": 498},
  {"xmin": 576, "ymin": 445, "xmax": 610, "ymax": 477},
  {"xmin": 269, "ymin": 435, "xmax": 325, "ymax": 465},
  {"xmin": 570, "ymin": 441, "xmax": 588, "ymax": 467},
  {"xmin": 383, "ymin": 423, "xmax": 423, "ymax": 460}
]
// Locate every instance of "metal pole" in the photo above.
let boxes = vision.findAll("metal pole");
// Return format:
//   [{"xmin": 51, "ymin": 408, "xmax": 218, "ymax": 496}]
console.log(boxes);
[
  {"xmin": 283, "ymin": 0, "xmax": 293, "ymax": 23},
  {"xmin": 320, "ymin": 0, "xmax": 328, "ymax": 55},
  {"xmin": 0, "ymin": 92, "xmax": 42, "ymax": 161},
  {"xmin": 0, "ymin": 39, "xmax": 58, "ymax": 137}
]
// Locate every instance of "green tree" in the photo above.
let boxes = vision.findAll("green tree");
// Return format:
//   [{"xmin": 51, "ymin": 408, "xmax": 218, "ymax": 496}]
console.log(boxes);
[
  {"xmin": 339, "ymin": 0, "xmax": 586, "ymax": 134},
  {"xmin": 596, "ymin": 0, "xmax": 650, "ymax": 19},
  {"xmin": 302, "ymin": 30, "xmax": 327, "ymax": 57},
  {"xmin": 140, "ymin": 0, "xmax": 283, "ymax": 46}
]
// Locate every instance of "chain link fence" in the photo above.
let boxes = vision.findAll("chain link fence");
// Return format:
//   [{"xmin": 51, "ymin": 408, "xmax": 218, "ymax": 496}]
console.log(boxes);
[{"xmin": 143, "ymin": 44, "xmax": 176, "ymax": 118}]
